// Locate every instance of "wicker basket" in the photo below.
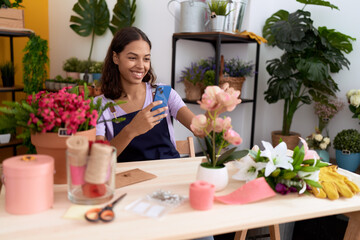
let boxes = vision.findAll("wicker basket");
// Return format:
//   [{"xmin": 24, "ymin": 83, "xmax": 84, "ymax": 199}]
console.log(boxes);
[
  {"xmin": 219, "ymin": 55, "xmax": 246, "ymax": 97},
  {"xmin": 184, "ymin": 79, "xmax": 205, "ymax": 101}
]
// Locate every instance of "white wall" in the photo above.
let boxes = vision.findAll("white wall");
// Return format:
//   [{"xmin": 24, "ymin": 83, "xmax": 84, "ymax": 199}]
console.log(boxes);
[{"xmin": 49, "ymin": 0, "xmax": 360, "ymax": 157}]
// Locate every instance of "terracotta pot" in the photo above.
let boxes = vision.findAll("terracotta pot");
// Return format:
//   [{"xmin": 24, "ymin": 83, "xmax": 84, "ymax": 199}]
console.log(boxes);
[
  {"xmin": 271, "ymin": 131, "xmax": 301, "ymax": 150},
  {"xmin": 31, "ymin": 128, "xmax": 96, "ymax": 184}
]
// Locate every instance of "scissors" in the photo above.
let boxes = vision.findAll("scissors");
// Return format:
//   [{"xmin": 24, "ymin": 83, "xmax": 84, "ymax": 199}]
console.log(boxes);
[{"xmin": 85, "ymin": 193, "xmax": 127, "ymax": 223}]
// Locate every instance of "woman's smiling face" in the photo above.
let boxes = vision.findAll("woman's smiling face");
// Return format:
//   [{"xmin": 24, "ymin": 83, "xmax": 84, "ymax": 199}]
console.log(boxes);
[{"xmin": 113, "ymin": 39, "xmax": 151, "ymax": 85}]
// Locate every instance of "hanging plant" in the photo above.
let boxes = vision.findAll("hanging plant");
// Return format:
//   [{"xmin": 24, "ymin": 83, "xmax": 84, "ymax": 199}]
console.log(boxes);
[
  {"xmin": 22, "ymin": 34, "xmax": 49, "ymax": 95},
  {"xmin": 70, "ymin": 0, "xmax": 110, "ymax": 61},
  {"xmin": 109, "ymin": 0, "xmax": 137, "ymax": 35}
]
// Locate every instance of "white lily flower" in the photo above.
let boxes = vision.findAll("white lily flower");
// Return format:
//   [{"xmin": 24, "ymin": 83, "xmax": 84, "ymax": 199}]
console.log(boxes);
[
  {"xmin": 299, "ymin": 180, "xmax": 307, "ymax": 194},
  {"xmin": 298, "ymin": 170, "xmax": 320, "ymax": 182},
  {"xmin": 232, "ymin": 155, "xmax": 267, "ymax": 182},
  {"xmin": 260, "ymin": 141, "xmax": 294, "ymax": 177}
]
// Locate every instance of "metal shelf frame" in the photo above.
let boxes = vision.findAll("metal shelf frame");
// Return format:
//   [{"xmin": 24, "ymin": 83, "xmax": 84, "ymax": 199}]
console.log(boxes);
[{"xmin": 170, "ymin": 32, "xmax": 260, "ymax": 147}]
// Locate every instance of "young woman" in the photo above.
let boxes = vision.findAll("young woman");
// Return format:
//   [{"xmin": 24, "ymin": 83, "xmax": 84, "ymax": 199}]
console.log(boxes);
[{"xmin": 95, "ymin": 27, "xmax": 196, "ymax": 162}]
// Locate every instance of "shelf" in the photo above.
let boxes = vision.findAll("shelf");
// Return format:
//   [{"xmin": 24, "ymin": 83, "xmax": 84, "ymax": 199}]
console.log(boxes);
[
  {"xmin": 0, "ymin": 85, "xmax": 24, "ymax": 101},
  {"xmin": 173, "ymin": 32, "xmax": 258, "ymax": 44},
  {"xmin": 171, "ymin": 32, "xmax": 260, "ymax": 148},
  {"xmin": 0, "ymin": 138, "xmax": 23, "ymax": 156},
  {"xmin": 183, "ymin": 98, "xmax": 254, "ymax": 104}
]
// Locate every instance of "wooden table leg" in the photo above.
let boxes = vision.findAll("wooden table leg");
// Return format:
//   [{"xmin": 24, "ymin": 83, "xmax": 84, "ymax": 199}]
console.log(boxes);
[
  {"xmin": 269, "ymin": 224, "xmax": 281, "ymax": 240},
  {"xmin": 344, "ymin": 211, "xmax": 360, "ymax": 240},
  {"xmin": 234, "ymin": 229, "xmax": 248, "ymax": 240}
]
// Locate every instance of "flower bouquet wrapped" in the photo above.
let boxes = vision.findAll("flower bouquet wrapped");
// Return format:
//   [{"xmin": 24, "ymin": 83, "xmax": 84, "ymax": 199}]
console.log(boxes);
[{"xmin": 233, "ymin": 138, "xmax": 328, "ymax": 195}]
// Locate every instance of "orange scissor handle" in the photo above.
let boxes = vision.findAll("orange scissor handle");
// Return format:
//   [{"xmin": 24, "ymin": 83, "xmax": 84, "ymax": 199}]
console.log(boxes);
[
  {"xmin": 99, "ymin": 209, "xmax": 115, "ymax": 222},
  {"xmin": 85, "ymin": 208, "xmax": 102, "ymax": 223}
]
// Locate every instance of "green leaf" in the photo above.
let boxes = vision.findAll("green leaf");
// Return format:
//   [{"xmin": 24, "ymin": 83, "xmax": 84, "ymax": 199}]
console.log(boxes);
[
  {"xmin": 109, "ymin": 0, "xmax": 137, "ymax": 35},
  {"xmin": 296, "ymin": 0, "xmax": 339, "ymax": 10},
  {"xmin": 300, "ymin": 166, "xmax": 319, "ymax": 172},
  {"xmin": 282, "ymin": 171, "xmax": 297, "ymax": 179},
  {"xmin": 70, "ymin": 0, "xmax": 110, "ymax": 60},
  {"xmin": 217, "ymin": 149, "xmax": 249, "ymax": 165},
  {"xmin": 304, "ymin": 179, "xmax": 322, "ymax": 188}
]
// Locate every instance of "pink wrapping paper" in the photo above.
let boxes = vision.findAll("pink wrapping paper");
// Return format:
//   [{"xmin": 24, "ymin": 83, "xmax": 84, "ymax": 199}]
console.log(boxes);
[{"xmin": 215, "ymin": 177, "xmax": 276, "ymax": 204}]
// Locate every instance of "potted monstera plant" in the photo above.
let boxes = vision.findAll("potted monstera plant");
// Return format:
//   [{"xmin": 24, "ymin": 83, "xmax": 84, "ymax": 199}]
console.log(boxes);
[{"xmin": 262, "ymin": 0, "xmax": 355, "ymax": 149}]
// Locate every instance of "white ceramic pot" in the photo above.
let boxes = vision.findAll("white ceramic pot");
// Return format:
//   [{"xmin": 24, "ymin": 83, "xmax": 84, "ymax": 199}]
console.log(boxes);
[
  {"xmin": 0, "ymin": 133, "xmax": 11, "ymax": 144},
  {"xmin": 196, "ymin": 163, "xmax": 228, "ymax": 191}
]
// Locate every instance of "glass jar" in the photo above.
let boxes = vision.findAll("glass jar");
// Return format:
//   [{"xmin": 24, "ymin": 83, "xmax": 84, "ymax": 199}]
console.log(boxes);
[{"xmin": 66, "ymin": 145, "xmax": 116, "ymax": 205}]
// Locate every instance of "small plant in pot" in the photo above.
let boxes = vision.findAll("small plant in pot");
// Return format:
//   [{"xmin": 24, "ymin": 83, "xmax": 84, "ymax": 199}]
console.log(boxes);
[
  {"xmin": 0, "ymin": 61, "xmax": 15, "ymax": 87},
  {"xmin": 207, "ymin": 0, "xmax": 230, "ymax": 31},
  {"xmin": 63, "ymin": 57, "xmax": 81, "ymax": 79},
  {"xmin": 333, "ymin": 129, "xmax": 360, "ymax": 172},
  {"xmin": 262, "ymin": 0, "xmax": 355, "ymax": 149}
]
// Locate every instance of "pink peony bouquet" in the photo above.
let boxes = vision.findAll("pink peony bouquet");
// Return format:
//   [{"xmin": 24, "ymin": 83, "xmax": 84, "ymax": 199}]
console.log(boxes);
[
  {"xmin": 190, "ymin": 84, "xmax": 248, "ymax": 168},
  {"xmin": 313, "ymin": 98, "xmax": 344, "ymax": 133}
]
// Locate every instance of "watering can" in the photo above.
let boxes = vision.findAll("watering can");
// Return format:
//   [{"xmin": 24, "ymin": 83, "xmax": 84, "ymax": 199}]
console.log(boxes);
[
  {"xmin": 168, "ymin": 0, "xmax": 209, "ymax": 33},
  {"xmin": 224, "ymin": 0, "xmax": 248, "ymax": 33}
]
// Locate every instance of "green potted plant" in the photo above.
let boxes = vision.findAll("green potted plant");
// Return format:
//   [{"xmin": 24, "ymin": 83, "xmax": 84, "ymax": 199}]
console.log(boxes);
[
  {"xmin": 89, "ymin": 61, "xmax": 104, "ymax": 81},
  {"xmin": 0, "ymin": 61, "xmax": 15, "ymax": 87},
  {"xmin": 333, "ymin": 129, "xmax": 360, "ymax": 172},
  {"xmin": 22, "ymin": 34, "xmax": 49, "ymax": 95},
  {"xmin": 63, "ymin": 57, "xmax": 81, "ymax": 79},
  {"xmin": 262, "ymin": 0, "xmax": 355, "ymax": 149},
  {"xmin": 207, "ymin": 0, "xmax": 230, "ymax": 31}
]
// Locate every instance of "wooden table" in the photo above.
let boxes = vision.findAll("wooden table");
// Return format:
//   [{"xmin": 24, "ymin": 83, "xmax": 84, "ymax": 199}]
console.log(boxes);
[{"xmin": 1, "ymin": 157, "xmax": 360, "ymax": 240}]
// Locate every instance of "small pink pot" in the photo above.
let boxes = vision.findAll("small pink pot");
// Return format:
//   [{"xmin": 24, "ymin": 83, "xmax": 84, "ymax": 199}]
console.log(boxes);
[{"xmin": 2, "ymin": 155, "xmax": 54, "ymax": 215}]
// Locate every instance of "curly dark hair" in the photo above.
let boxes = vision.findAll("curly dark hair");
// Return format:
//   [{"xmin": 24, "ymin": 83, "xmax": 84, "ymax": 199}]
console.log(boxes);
[{"xmin": 101, "ymin": 27, "xmax": 156, "ymax": 100}]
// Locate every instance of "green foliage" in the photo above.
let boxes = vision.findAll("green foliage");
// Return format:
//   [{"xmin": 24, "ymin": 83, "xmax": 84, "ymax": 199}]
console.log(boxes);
[
  {"xmin": 0, "ymin": 0, "xmax": 23, "ymax": 8},
  {"xmin": 78, "ymin": 60, "xmax": 94, "ymax": 73},
  {"xmin": 22, "ymin": 34, "xmax": 49, "ymax": 95},
  {"xmin": 109, "ymin": 0, "xmax": 136, "ymax": 35},
  {"xmin": 63, "ymin": 57, "xmax": 81, "ymax": 72},
  {"xmin": 262, "ymin": 0, "xmax": 355, "ymax": 136},
  {"xmin": 0, "ymin": 61, "xmax": 15, "ymax": 79},
  {"xmin": 89, "ymin": 61, "xmax": 104, "ymax": 73},
  {"xmin": 70, "ymin": 0, "xmax": 110, "ymax": 61},
  {"xmin": 333, "ymin": 129, "xmax": 360, "ymax": 153},
  {"xmin": 208, "ymin": 0, "xmax": 229, "ymax": 16}
]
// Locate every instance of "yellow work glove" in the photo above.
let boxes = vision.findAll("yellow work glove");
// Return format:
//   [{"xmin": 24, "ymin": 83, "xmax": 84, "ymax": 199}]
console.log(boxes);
[
  {"xmin": 311, "ymin": 165, "xmax": 360, "ymax": 200},
  {"xmin": 235, "ymin": 30, "xmax": 268, "ymax": 44}
]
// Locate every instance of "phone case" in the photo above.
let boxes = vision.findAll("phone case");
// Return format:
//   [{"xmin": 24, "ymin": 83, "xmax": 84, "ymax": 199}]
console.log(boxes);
[{"xmin": 152, "ymin": 85, "xmax": 171, "ymax": 114}]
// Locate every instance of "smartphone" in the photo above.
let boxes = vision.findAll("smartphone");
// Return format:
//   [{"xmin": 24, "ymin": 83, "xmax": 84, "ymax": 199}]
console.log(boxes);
[{"xmin": 152, "ymin": 85, "xmax": 171, "ymax": 115}]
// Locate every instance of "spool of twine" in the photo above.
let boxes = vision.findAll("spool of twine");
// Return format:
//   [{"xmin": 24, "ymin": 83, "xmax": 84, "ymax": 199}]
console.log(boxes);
[
  {"xmin": 66, "ymin": 135, "xmax": 89, "ymax": 166},
  {"xmin": 84, "ymin": 143, "xmax": 113, "ymax": 184}
]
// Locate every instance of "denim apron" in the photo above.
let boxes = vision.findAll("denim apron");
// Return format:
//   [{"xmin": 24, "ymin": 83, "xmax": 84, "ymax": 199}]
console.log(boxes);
[{"xmin": 113, "ymin": 110, "xmax": 180, "ymax": 162}]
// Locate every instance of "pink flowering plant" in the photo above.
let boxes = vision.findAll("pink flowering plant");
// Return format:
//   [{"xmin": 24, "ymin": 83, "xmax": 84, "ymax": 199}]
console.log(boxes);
[
  {"xmin": 190, "ymin": 84, "xmax": 248, "ymax": 168},
  {"xmin": 0, "ymin": 85, "xmax": 120, "ymax": 153}
]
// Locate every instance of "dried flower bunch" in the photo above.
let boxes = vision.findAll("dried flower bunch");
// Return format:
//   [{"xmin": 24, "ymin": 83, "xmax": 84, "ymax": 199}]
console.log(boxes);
[
  {"xmin": 306, "ymin": 133, "xmax": 330, "ymax": 150},
  {"xmin": 190, "ymin": 84, "xmax": 248, "ymax": 168},
  {"xmin": 314, "ymin": 98, "xmax": 344, "ymax": 120}
]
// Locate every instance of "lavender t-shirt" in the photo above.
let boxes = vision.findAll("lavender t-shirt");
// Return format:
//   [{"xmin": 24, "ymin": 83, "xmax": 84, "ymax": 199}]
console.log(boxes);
[{"xmin": 95, "ymin": 82, "xmax": 186, "ymax": 148}]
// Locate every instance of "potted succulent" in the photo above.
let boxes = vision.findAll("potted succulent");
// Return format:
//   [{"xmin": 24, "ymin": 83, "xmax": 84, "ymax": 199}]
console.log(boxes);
[
  {"xmin": 207, "ymin": 0, "xmax": 230, "ymax": 31},
  {"xmin": 0, "ymin": 61, "xmax": 15, "ymax": 87},
  {"xmin": 63, "ymin": 57, "xmax": 81, "ymax": 80},
  {"xmin": 333, "ymin": 129, "xmax": 360, "ymax": 172},
  {"xmin": 262, "ymin": 0, "xmax": 355, "ymax": 149}
]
